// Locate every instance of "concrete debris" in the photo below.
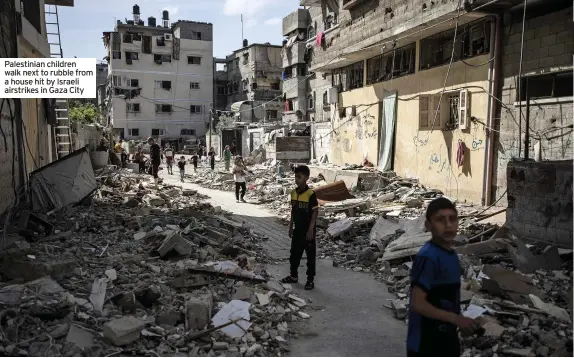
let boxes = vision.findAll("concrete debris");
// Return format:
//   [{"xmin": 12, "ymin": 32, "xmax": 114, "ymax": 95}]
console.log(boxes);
[{"xmin": 0, "ymin": 167, "xmax": 301, "ymax": 356}]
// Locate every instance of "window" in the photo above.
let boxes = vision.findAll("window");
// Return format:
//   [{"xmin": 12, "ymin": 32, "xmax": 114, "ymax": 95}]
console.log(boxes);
[
  {"xmin": 267, "ymin": 110, "xmax": 278, "ymax": 120},
  {"xmin": 233, "ymin": 82, "xmax": 239, "ymax": 93},
  {"xmin": 366, "ymin": 43, "xmax": 415, "ymax": 85},
  {"xmin": 322, "ymin": 91, "xmax": 330, "ymax": 109},
  {"xmin": 420, "ymin": 19, "xmax": 491, "ymax": 71},
  {"xmin": 191, "ymin": 31, "xmax": 202, "ymax": 40},
  {"xmin": 126, "ymin": 103, "xmax": 140, "ymax": 112},
  {"xmin": 128, "ymin": 128, "xmax": 140, "ymax": 136},
  {"xmin": 333, "ymin": 61, "xmax": 364, "ymax": 92},
  {"xmin": 123, "ymin": 34, "xmax": 133, "ymax": 43},
  {"xmin": 188, "ymin": 56, "xmax": 202, "ymax": 65},
  {"xmin": 156, "ymin": 37, "xmax": 166, "ymax": 46},
  {"xmin": 22, "ymin": 0, "xmax": 42, "ymax": 34},
  {"xmin": 112, "ymin": 51, "xmax": 121, "ymax": 59},
  {"xmin": 151, "ymin": 129, "xmax": 165, "ymax": 136},
  {"xmin": 271, "ymin": 82, "xmax": 280, "ymax": 90},
  {"xmin": 125, "ymin": 52, "xmax": 139, "ymax": 60},
  {"xmin": 308, "ymin": 93, "xmax": 314, "ymax": 109},
  {"xmin": 190, "ymin": 82, "xmax": 200, "ymax": 90},
  {"xmin": 128, "ymin": 79, "xmax": 139, "ymax": 87},
  {"xmin": 181, "ymin": 129, "xmax": 196, "ymax": 135},
  {"xmin": 418, "ymin": 94, "xmax": 441, "ymax": 130},
  {"xmin": 296, "ymin": 64, "xmax": 307, "ymax": 77},
  {"xmin": 325, "ymin": 13, "xmax": 337, "ymax": 30},
  {"xmin": 217, "ymin": 86, "xmax": 225, "ymax": 95},
  {"xmin": 243, "ymin": 53, "xmax": 249, "ymax": 65},
  {"xmin": 242, "ymin": 80, "xmax": 249, "ymax": 91},
  {"xmin": 190, "ymin": 105, "xmax": 202, "ymax": 114},
  {"xmin": 520, "ymin": 71, "xmax": 573, "ymax": 101},
  {"xmin": 111, "ymin": 76, "xmax": 121, "ymax": 87},
  {"xmin": 153, "ymin": 54, "xmax": 172, "ymax": 64},
  {"xmin": 155, "ymin": 80, "xmax": 172, "ymax": 91},
  {"xmin": 445, "ymin": 95, "xmax": 460, "ymax": 130},
  {"xmin": 155, "ymin": 104, "xmax": 172, "ymax": 113}
]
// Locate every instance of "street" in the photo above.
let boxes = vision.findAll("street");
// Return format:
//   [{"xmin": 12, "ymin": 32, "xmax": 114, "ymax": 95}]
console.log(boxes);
[{"xmin": 160, "ymin": 170, "xmax": 407, "ymax": 356}]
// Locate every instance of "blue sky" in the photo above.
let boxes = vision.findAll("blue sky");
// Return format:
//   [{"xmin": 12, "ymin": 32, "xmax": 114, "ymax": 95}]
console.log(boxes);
[{"xmin": 58, "ymin": 0, "xmax": 299, "ymax": 61}]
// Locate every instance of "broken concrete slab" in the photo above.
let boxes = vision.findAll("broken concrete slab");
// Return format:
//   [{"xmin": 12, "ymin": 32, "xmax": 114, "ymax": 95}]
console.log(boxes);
[
  {"xmin": 369, "ymin": 216, "xmax": 401, "ymax": 252},
  {"xmin": 103, "ymin": 316, "xmax": 147, "ymax": 346},
  {"xmin": 157, "ymin": 232, "xmax": 193, "ymax": 257},
  {"xmin": 265, "ymin": 281, "xmax": 284, "ymax": 293},
  {"xmin": 89, "ymin": 278, "xmax": 107, "ymax": 313},
  {"xmin": 66, "ymin": 324, "xmax": 94, "ymax": 349},
  {"xmin": 143, "ymin": 194, "xmax": 165, "ymax": 206},
  {"xmin": 480, "ymin": 265, "xmax": 544, "ymax": 305},
  {"xmin": 529, "ymin": 294, "xmax": 571, "ymax": 323},
  {"xmin": 509, "ymin": 240, "xmax": 562, "ymax": 274},
  {"xmin": 326, "ymin": 218, "xmax": 353, "ymax": 238},
  {"xmin": 455, "ymin": 238, "xmax": 510, "ymax": 256},
  {"xmin": 233, "ymin": 286, "xmax": 254, "ymax": 301}
]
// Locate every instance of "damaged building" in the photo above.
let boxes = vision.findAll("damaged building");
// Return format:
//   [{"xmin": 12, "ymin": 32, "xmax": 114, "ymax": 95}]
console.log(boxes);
[
  {"xmin": 102, "ymin": 5, "xmax": 214, "ymax": 141},
  {"xmin": 281, "ymin": 0, "xmax": 573, "ymax": 206},
  {"xmin": 0, "ymin": 0, "xmax": 76, "ymax": 215},
  {"xmin": 214, "ymin": 41, "xmax": 284, "ymax": 123}
]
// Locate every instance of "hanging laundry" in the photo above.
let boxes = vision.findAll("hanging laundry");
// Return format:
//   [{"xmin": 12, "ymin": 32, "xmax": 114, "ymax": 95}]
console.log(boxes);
[
  {"xmin": 456, "ymin": 140, "xmax": 467, "ymax": 167},
  {"xmin": 285, "ymin": 101, "xmax": 290, "ymax": 112},
  {"xmin": 315, "ymin": 32, "xmax": 324, "ymax": 47}
]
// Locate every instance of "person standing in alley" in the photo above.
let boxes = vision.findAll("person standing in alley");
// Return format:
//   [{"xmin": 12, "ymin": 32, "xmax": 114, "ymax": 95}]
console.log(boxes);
[
  {"xmin": 164, "ymin": 144, "xmax": 174, "ymax": 175},
  {"xmin": 148, "ymin": 137, "xmax": 161, "ymax": 186},
  {"xmin": 177, "ymin": 156, "xmax": 186, "ymax": 182},
  {"xmin": 224, "ymin": 145, "xmax": 232, "ymax": 172},
  {"xmin": 197, "ymin": 146, "xmax": 203, "ymax": 165},
  {"xmin": 230, "ymin": 139, "xmax": 237, "ymax": 157},
  {"xmin": 208, "ymin": 147, "xmax": 216, "ymax": 170},
  {"xmin": 232, "ymin": 156, "xmax": 250, "ymax": 203},
  {"xmin": 281, "ymin": 165, "xmax": 318, "ymax": 291},
  {"xmin": 191, "ymin": 153, "xmax": 198, "ymax": 172},
  {"xmin": 406, "ymin": 197, "xmax": 479, "ymax": 357}
]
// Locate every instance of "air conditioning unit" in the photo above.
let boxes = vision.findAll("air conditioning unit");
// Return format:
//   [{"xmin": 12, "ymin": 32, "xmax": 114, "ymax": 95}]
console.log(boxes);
[
  {"xmin": 327, "ymin": 87, "xmax": 338, "ymax": 104},
  {"xmin": 164, "ymin": 34, "xmax": 172, "ymax": 41}
]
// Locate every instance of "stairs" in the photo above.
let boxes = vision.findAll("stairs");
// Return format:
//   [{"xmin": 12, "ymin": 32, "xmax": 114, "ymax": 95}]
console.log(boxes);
[{"xmin": 44, "ymin": 4, "xmax": 72, "ymax": 159}]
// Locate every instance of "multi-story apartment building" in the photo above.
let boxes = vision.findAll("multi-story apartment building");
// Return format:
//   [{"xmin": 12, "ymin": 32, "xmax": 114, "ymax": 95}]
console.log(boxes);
[
  {"xmin": 284, "ymin": 0, "xmax": 572, "ymax": 206},
  {"xmin": 103, "ymin": 5, "xmax": 213, "ymax": 142},
  {"xmin": 0, "ymin": 0, "xmax": 76, "ymax": 215},
  {"xmin": 214, "ymin": 41, "xmax": 284, "ymax": 122}
]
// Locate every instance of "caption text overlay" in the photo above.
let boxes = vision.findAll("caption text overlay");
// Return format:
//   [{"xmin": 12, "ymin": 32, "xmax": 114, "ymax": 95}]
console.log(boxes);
[{"xmin": 0, "ymin": 58, "xmax": 96, "ymax": 99}]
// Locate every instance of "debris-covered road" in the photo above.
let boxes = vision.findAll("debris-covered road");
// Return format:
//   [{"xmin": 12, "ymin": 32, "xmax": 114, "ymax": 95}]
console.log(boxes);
[{"xmin": 160, "ymin": 171, "xmax": 408, "ymax": 356}]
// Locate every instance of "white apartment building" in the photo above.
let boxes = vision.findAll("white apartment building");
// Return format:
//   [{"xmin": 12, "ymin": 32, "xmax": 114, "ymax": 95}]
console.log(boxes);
[{"xmin": 103, "ymin": 6, "xmax": 213, "ymax": 141}]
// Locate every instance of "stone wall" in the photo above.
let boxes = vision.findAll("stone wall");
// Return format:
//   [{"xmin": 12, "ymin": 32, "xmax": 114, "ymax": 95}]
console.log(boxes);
[
  {"xmin": 493, "ymin": 7, "xmax": 573, "ymax": 204},
  {"xmin": 176, "ymin": 21, "xmax": 213, "ymax": 41},
  {"xmin": 506, "ymin": 160, "xmax": 573, "ymax": 248},
  {"xmin": 71, "ymin": 123, "xmax": 101, "ymax": 152},
  {"xmin": 312, "ymin": 121, "xmax": 332, "ymax": 161}
]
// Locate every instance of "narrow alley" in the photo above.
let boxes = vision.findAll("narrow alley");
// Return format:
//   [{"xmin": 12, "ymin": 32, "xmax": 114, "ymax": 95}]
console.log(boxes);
[{"xmin": 160, "ymin": 172, "xmax": 408, "ymax": 356}]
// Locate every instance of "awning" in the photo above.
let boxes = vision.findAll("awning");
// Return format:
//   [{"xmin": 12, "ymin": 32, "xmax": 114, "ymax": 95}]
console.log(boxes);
[{"xmin": 231, "ymin": 101, "xmax": 252, "ymax": 112}]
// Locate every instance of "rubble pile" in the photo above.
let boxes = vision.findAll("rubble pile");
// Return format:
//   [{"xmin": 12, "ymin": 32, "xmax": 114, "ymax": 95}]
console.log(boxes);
[{"xmin": 0, "ymin": 168, "xmax": 315, "ymax": 357}]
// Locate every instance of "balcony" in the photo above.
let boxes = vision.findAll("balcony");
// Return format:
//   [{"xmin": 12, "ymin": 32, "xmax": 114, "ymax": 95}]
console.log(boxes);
[
  {"xmin": 283, "ymin": 76, "xmax": 306, "ymax": 99},
  {"xmin": 282, "ymin": 9, "xmax": 310, "ymax": 36},
  {"xmin": 282, "ymin": 42, "xmax": 306, "ymax": 68},
  {"xmin": 252, "ymin": 89, "xmax": 283, "ymax": 102}
]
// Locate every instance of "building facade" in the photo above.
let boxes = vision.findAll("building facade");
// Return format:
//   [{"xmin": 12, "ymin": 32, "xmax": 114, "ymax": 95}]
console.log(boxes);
[
  {"xmin": 0, "ymin": 0, "xmax": 75, "ymax": 215},
  {"xmin": 103, "ymin": 5, "xmax": 214, "ymax": 141},
  {"xmin": 214, "ymin": 42, "xmax": 284, "ymax": 123},
  {"xmin": 283, "ymin": 0, "xmax": 572, "ymax": 205}
]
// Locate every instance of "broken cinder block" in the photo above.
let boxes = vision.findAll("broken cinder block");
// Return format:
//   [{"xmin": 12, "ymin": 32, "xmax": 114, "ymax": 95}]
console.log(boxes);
[
  {"xmin": 186, "ymin": 293, "xmax": 213, "ymax": 330},
  {"xmin": 103, "ymin": 316, "xmax": 147, "ymax": 346}
]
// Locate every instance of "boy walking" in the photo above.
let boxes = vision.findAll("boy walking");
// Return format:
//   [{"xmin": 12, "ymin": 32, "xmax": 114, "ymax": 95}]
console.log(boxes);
[
  {"xmin": 191, "ymin": 154, "xmax": 198, "ymax": 172},
  {"xmin": 177, "ymin": 156, "xmax": 186, "ymax": 182},
  {"xmin": 164, "ymin": 144, "xmax": 174, "ymax": 175},
  {"xmin": 281, "ymin": 165, "xmax": 318, "ymax": 290},
  {"xmin": 407, "ymin": 197, "xmax": 478, "ymax": 357}
]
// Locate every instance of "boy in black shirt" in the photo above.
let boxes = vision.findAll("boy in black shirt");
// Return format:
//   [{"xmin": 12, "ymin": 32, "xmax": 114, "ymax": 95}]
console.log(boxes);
[
  {"xmin": 407, "ymin": 197, "xmax": 478, "ymax": 356},
  {"xmin": 191, "ymin": 154, "xmax": 198, "ymax": 172},
  {"xmin": 177, "ymin": 156, "xmax": 186, "ymax": 182},
  {"xmin": 280, "ymin": 165, "xmax": 318, "ymax": 290},
  {"xmin": 147, "ymin": 137, "xmax": 161, "ymax": 186}
]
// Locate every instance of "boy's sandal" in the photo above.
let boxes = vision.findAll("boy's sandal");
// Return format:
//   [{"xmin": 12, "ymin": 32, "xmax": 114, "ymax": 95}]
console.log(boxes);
[
  {"xmin": 280, "ymin": 276, "xmax": 298, "ymax": 284},
  {"xmin": 304, "ymin": 281, "xmax": 315, "ymax": 290}
]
